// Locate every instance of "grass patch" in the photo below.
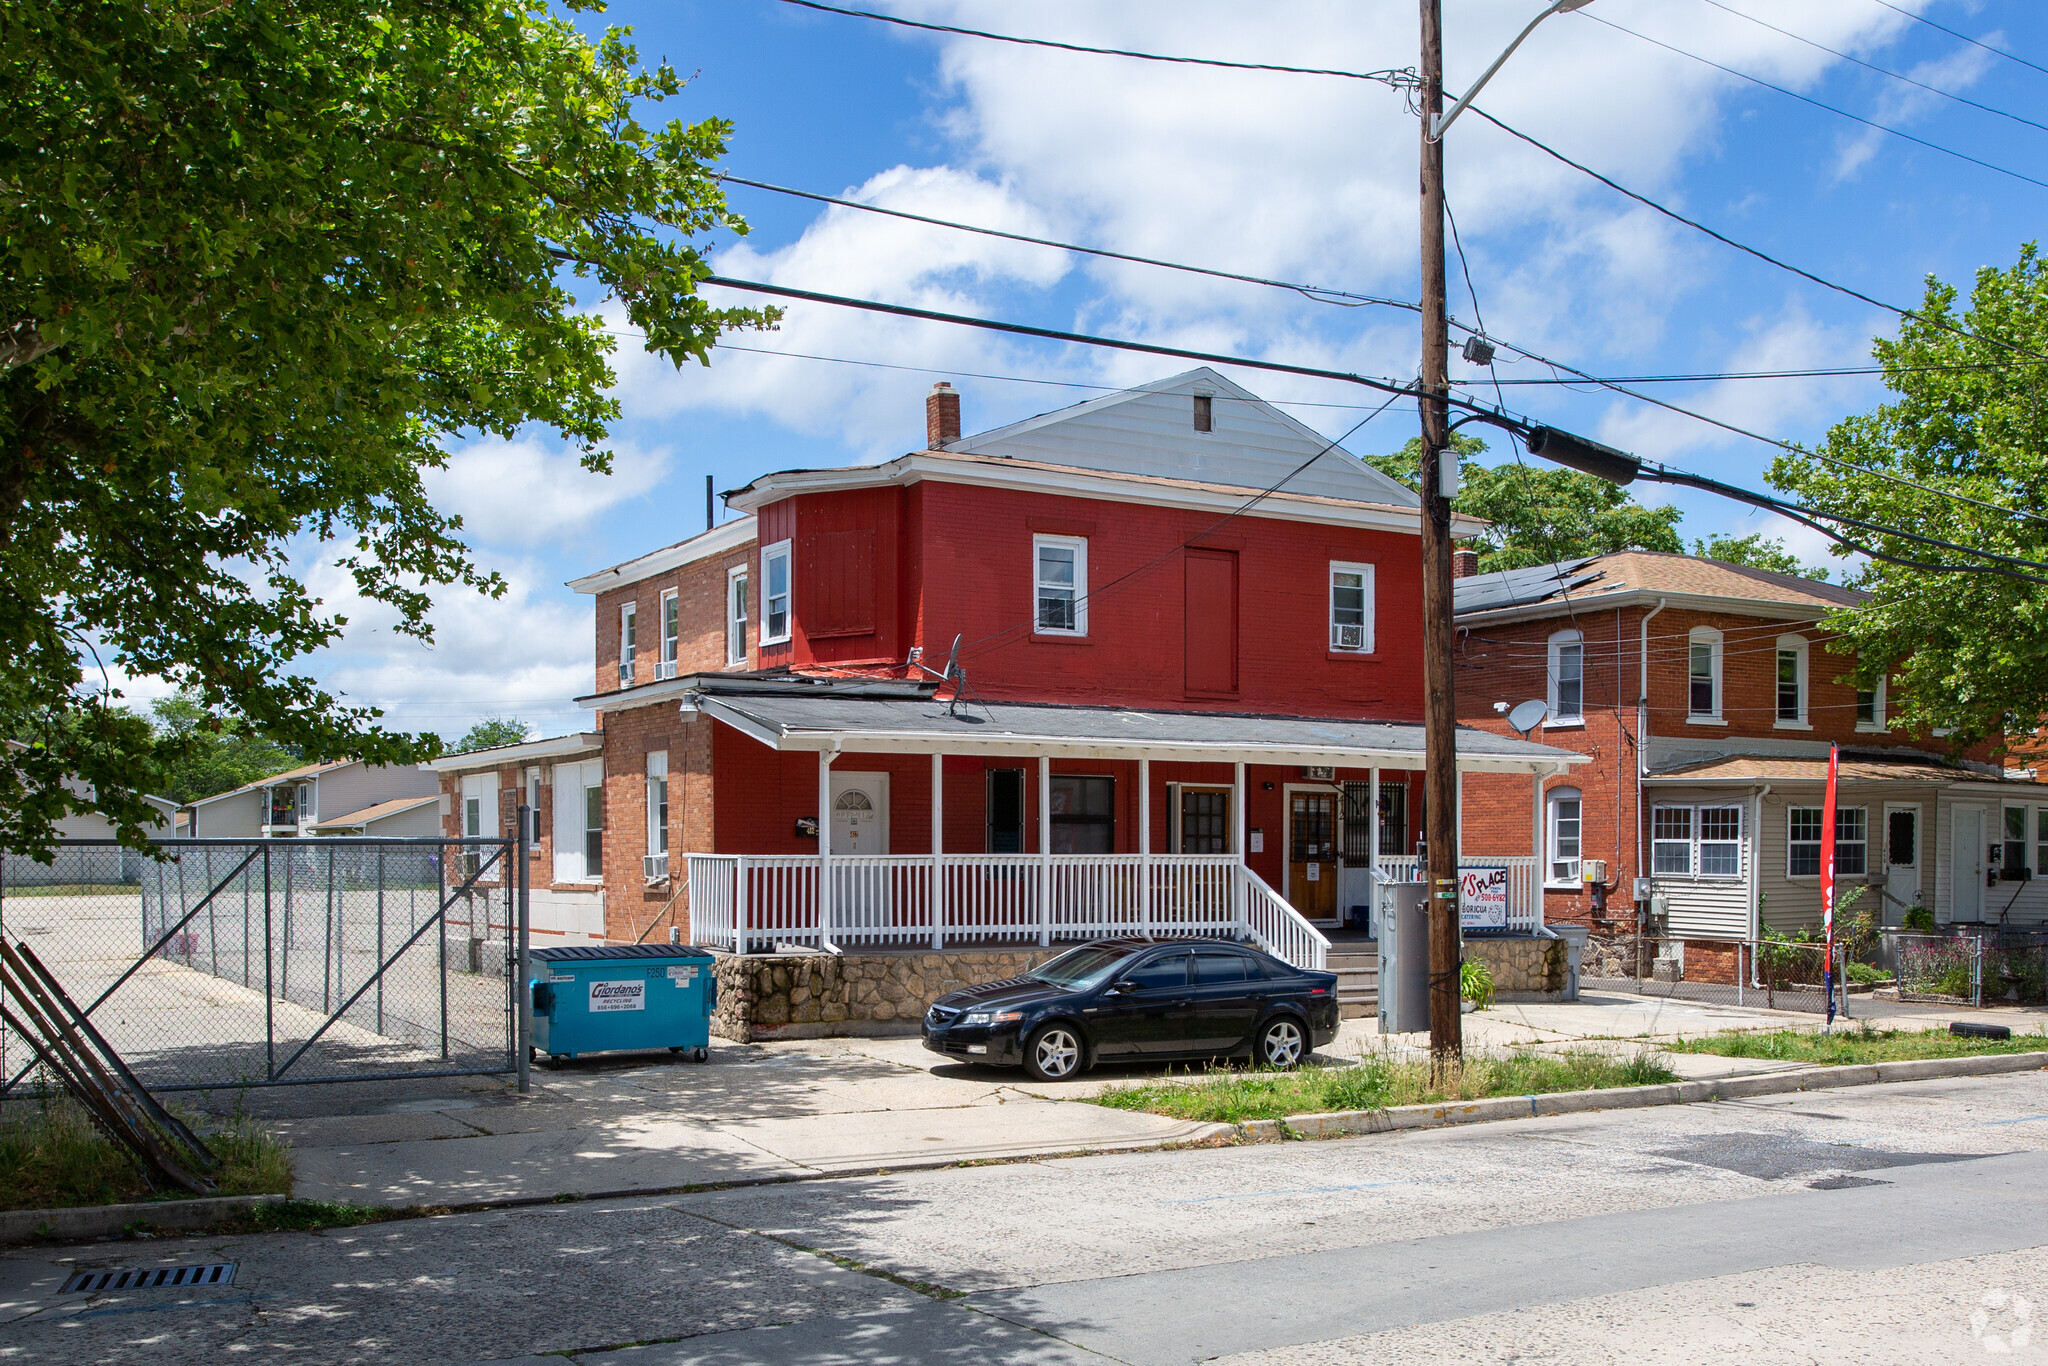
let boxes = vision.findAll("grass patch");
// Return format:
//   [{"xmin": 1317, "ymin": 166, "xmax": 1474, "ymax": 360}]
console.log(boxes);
[
  {"xmin": 0, "ymin": 1095, "xmax": 292, "ymax": 1211},
  {"xmin": 1669, "ymin": 1023, "xmax": 2048, "ymax": 1066},
  {"xmin": 0, "ymin": 884, "xmax": 139, "ymax": 898},
  {"xmin": 1092, "ymin": 1049, "xmax": 1678, "ymax": 1124},
  {"xmin": 207, "ymin": 1198, "xmax": 401, "ymax": 1234}
]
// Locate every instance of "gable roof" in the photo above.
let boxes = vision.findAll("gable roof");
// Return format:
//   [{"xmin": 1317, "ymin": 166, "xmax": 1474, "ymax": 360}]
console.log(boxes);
[
  {"xmin": 947, "ymin": 367, "xmax": 1422, "ymax": 507},
  {"xmin": 1454, "ymin": 550, "xmax": 1864, "ymax": 624},
  {"xmin": 186, "ymin": 759, "xmax": 355, "ymax": 808},
  {"xmin": 307, "ymin": 795, "xmax": 441, "ymax": 831}
]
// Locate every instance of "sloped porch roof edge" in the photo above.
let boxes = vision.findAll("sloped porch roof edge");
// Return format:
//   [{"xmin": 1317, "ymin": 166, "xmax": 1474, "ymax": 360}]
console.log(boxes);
[{"xmin": 696, "ymin": 694, "xmax": 1585, "ymax": 774}]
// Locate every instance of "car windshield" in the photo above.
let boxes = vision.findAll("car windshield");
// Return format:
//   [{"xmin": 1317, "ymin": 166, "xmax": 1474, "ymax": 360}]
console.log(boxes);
[{"xmin": 1027, "ymin": 944, "xmax": 1135, "ymax": 990}]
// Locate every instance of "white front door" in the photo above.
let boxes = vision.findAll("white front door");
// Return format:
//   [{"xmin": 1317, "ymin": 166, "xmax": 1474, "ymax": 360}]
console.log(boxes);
[
  {"xmin": 828, "ymin": 773, "xmax": 890, "ymax": 940},
  {"xmin": 1883, "ymin": 803, "xmax": 1920, "ymax": 921},
  {"xmin": 1952, "ymin": 805, "xmax": 1985, "ymax": 923}
]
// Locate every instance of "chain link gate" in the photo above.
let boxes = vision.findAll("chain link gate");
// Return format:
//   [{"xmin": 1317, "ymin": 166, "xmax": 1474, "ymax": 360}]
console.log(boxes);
[{"xmin": 0, "ymin": 836, "xmax": 528, "ymax": 1094}]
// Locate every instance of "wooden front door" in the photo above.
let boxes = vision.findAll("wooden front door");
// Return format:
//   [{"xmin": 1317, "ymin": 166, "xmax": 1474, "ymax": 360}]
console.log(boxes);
[{"xmin": 1287, "ymin": 791, "xmax": 1338, "ymax": 920}]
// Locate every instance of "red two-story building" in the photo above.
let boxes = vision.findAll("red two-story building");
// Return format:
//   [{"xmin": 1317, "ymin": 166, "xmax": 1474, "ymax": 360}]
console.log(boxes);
[{"xmin": 436, "ymin": 370, "xmax": 1583, "ymax": 1021}]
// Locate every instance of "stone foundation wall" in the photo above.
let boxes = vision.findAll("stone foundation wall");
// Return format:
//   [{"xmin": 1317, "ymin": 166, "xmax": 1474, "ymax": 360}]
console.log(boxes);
[
  {"xmin": 711, "ymin": 948, "xmax": 1061, "ymax": 1042},
  {"xmin": 1465, "ymin": 936, "xmax": 1566, "ymax": 1000}
]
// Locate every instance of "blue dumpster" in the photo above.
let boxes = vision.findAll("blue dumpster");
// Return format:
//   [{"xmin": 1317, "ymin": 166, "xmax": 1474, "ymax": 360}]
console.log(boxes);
[{"xmin": 529, "ymin": 944, "xmax": 717, "ymax": 1066}]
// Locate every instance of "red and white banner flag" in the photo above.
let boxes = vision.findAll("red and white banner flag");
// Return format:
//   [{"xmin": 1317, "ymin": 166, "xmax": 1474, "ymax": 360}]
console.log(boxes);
[{"xmin": 1821, "ymin": 743, "xmax": 1839, "ymax": 1025}]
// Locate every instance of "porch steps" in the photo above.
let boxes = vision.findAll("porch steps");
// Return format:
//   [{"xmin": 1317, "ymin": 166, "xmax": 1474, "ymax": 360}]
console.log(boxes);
[{"xmin": 1327, "ymin": 947, "xmax": 1378, "ymax": 1019}]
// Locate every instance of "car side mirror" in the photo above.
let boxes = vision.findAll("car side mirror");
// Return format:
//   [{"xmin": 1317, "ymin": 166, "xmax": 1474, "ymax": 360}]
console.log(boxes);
[{"xmin": 1106, "ymin": 979, "xmax": 1137, "ymax": 996}]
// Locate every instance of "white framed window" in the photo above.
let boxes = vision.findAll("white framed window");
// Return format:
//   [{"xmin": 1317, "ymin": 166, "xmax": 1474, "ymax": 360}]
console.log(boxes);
[
  {"xmin": 1775, "ymin": 635, "xmax": 1809, "ymax": 727},
  {"xmin": 1651, "ymin": 806, "xmax": 1693, "ymax": 876},
  {"xmin": 1329, "ymin": 561, "xmax": 1374, "ymax": 653},
  {"xmin": 646, "ymin": 750, "xmax": 669, "ymax": 856},
  {"xmin": 1548, "ymin": 630, "xmax": 1584, "ymax": 724},
  {"xmin": 1687, "ymin": 626, "xmax": 1723, "ymax": 722},
  {"xmin": 761, "ymin": 540, "xmax": 792, "ymax": 645},
  {"xmin": 726, "ymin": 567, "xmax": 749, "ymax": 667},
  {"xmin": 1546, "ymin": 788, "xmax": 1583, "ymax": 886},
  {"xmin": 2003, "ymin": 805, "xmax": 2030, "ymax": 878},
  {"xmin": 551, "ymin": 760, "xmax": 604, "ymax": 882},
  {"xmin": 1856, "ymin": 676, "xmax": 1887, "ymax": 731},
  {"xmin": 1698, "ymin": 805, "xmax": 1743, "ymax": 878},
  {"xmin": 618, "ymin": 600, "xmax": 637, "ymax": 685},
  {"xmin": 2037, "ymin": 808, "xmax": 2048, "ymax": 877},
  {"xmin": 296, "ymin": 784, "xmax": 312, "ymax": 822},
  {"xmin": 1788, "ymin": 805, "xmax": 1865, "ymax": 877},
  {"xmin": 1034, "ymin": 534, "xmax": 1088, "ymax": 636},
  {"xmin": 1168, "ymin": 783, "xmax": 1232, "ymax": 854},
  {"xmin": 656, "ymin": 588, "xmax": 680, "ymax": 679}
]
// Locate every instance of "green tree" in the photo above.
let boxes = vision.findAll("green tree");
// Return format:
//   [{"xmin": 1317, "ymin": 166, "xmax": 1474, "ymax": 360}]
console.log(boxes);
[
  {"xmin": 146, "ymin": 692, "xmax": 301, "ymax": 804},
  {"xmin": 2, "ymin": 0, "xmax": 772, "ymax": 855},
  {"xmin": 1692, "ymin": 532, "xmax": 1826, "ymax": 581},
  {"xmin": 1770, "ymin": 245, "xmax": 2048, "ymax": 747},
  {"xmin": 456, "ymin": 717, "xmax": 532, "ymax": 753},
  {"xmin": 1366, "ymin": 435, "xmax": 1685, "ymax": 571}
]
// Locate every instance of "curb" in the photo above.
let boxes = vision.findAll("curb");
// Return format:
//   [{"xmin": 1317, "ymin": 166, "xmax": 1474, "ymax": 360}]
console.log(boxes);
[
  {"xmin": 0, "ymin": 1194, "xmax": 288, "ymax": 1246},
  {"xmin": 1228, "ymin": 1050, "xmax": 2048, "ymax": 1142}
]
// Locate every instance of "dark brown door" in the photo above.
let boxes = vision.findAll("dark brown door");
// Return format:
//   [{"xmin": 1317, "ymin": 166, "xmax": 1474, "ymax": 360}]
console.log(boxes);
[
  {"xmin": 1185, "ymin": 549, "xmax": 1239, "ymax": 695},
  {"xmin": 1289, "ymin": 792, "xmax": 1337, "ymax": 919}
]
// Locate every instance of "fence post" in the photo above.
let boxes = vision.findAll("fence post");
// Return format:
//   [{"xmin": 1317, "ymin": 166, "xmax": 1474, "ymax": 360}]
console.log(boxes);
[
  {"xmin": 376, "ymin": 849, "xmax": 387, "ymax": 1036},
  {"xmin": 517, "ymin": 812, "xmax": 532, "ymax": 1096},
  {"xmin": 262, "ymin": 845, "xmax": 276, "ymax": 1081},
  {"xmin": 735, "ymin": 859, "xmax": 749, "ymax": 958},
  {"xmin": 1973, "ymin": 935, "xmax": 1983, "ymax": 1009},
  {"xmin": 440, "ymin": 842, "xmax": 450, "ymax": 1061}
]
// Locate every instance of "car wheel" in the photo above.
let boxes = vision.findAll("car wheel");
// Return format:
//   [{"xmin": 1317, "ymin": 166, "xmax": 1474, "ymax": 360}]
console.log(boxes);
[
  {"xmin": 1256, "ymin": 1016, "xmax": 1308, "ymax": 1069},
  {"xmin": 1023, "ymin": 1024, "xmax": 1084, "ymax": 1082}
]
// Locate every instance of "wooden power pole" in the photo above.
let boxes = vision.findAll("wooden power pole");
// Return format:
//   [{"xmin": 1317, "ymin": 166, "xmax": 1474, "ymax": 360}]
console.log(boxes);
[{"xmin": 1418, "ymin": 0, "xmax": 1462, "ymax": 1071}]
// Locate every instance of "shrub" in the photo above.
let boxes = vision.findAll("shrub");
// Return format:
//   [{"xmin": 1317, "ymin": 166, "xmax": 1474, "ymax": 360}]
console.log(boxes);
[
  {"xmin": 1903, "ymin": 907, "xmax": 1936, "ymax": 931},
  {"xmin": 1846, "ymin": 961, "xmax": 1889, "ymax": 985},
  {"xmin": 1460, "ymin": 957, "xmax": 1495, "ymax": 1010}
]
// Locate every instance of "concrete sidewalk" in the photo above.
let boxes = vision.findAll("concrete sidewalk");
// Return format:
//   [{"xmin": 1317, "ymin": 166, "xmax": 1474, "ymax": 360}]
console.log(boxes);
[{"xmin": 251, "ymin": 995, "xmax": 2047, "ymax": 1211}]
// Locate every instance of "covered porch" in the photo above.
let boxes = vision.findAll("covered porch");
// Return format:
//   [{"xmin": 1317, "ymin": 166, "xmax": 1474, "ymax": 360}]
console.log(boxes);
[{"xmin": 681, "ymin": 688, "xmax": 1582, "ymax": 970}]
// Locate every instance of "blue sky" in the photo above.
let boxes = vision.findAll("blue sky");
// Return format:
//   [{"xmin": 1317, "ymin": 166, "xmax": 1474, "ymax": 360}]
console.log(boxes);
[{"xmin": 274, "ymin": 0, "xmax": 2048, "ymax": 743}]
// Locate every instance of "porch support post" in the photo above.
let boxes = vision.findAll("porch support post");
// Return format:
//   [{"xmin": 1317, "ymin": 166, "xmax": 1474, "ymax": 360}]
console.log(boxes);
[
  {"xmin": 1368, "ymin": 766, "xmax": 1381, "ymax": 879},
  {"xmin": 1233, "ymin": 760, "xmax": 1247, "ymax": 938},
  {"xmin": 931, "ymin": 753, "xmax": 944, "ymax": 951},
  {"xmin": 1037, "ymin": 756, "xmax": 1052, "ymax": 947},
  {"xmin": 1138, "ymin": 758, "xmax": 1152, "ymax": 940},
  {"xmin": 1532, "ymin": 767, "xmax": 1545, "ymax": 934},
  {"xmin": 818, "ymin": 749, "xmax": 834, "ymax": 951}
]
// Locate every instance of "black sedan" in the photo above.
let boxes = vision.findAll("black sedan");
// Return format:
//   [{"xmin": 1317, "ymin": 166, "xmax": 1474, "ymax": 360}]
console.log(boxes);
[{"xmin": 920, "ymin": 937, "xmax": 1340, "ymax": 1081}]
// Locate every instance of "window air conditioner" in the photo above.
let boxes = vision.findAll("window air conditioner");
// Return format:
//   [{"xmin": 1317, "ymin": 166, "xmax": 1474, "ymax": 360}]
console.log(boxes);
[
  {"xmin": 1581, "ymin": 859, "xmax": 1608, "ymax": 884},
  {"xmin": 1334, "ymin": 624, "xmax": 1365, "ymax": 650},
  {"xmin": 643, "ymin": 853, "xmax": 670, "ymax": 884}
]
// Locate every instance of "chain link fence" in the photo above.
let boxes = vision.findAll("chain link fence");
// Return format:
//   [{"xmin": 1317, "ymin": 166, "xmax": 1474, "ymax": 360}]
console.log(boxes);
[
  {"xmin": 1582, "ymin": 935, "xmax": 1847, "ymax": 1015},
  {"xmin": 1896, "ymin": 932, "xmax": 2048, "ymax": 1008},
  {"xmin": 0, "ymin": 838, "xmax": 521, "ymax": 1093}
]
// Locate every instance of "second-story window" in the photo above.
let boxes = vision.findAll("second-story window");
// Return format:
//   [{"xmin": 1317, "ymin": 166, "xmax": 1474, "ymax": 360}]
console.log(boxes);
[
  {"xmin": 1034, "ymin": 534, "xmax": 1087, "ymax": 635},
  {"xmin": 1857, "ymin": 675, "xmax": 1887, "ymax": 731},
  {"xmin": 761, "ymin": 540, "xmax": 792, "ymax": 645},
  {"xmin": 1687, "ymin": 626, "xmax": 1721, "ymax": 721},
  {"xmin": 1548, "ymin": 630, "xmax": 1584, "ymax": 723},
  {"xmin": 726, "ymin": 568, "xmax": 749, "ymax": 667},
  {"xmin": 657, "ymin": 589, "xmax": 680, "ymax": 679},
  {"xmin": 1775, "ymin": 635, "xmax": 1808, "ymax": 726},
  {"xmin": 618, "ymin": 600, "xmax": 637, "ymax": 685},
  {"xmin": 1329, "ymin": 562, "xmax": 1373, "ymax": 652}
]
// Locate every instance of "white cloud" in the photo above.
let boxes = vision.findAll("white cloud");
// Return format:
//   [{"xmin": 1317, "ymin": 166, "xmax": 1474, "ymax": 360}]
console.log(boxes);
[{"xmin": 422, "ymin": 435, "xmax": 671, "ymax": 550}]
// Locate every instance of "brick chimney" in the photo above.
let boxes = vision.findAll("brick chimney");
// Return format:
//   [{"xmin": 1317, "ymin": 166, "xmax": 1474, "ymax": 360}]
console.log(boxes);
[
  {"xmin": 1453, "ymin": 548, "xmax": 1480, "ymax": 579},
  {"xmin": 926, "ymin": 381, "xmax": 961, "ymax": 449}
]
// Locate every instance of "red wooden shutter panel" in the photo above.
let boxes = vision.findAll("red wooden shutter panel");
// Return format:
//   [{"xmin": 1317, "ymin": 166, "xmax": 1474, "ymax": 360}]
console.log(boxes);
[
  {"xmin": 803, "ymin": 529, "xmax": 876, "ymax": 637},
  {"xmin": 1184, "ymin": 548, "xmax": 1239, "ymax": 695}
]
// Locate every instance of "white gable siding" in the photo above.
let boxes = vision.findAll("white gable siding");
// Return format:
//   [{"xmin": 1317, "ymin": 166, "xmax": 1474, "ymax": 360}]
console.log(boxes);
[{"xmin": 951, "ymin": 368, "xmax": 1418, "ymax": 507}]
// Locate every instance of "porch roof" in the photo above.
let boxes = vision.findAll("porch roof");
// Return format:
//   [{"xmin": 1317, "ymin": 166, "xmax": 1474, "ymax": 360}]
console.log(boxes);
[
  {"xmin": 1645, "ymin": 754, "xmax": 2014, "ymax": 786},
  {"xmin": 696, "ymin": 693, "xmax": 1585, "ymax": 774}
]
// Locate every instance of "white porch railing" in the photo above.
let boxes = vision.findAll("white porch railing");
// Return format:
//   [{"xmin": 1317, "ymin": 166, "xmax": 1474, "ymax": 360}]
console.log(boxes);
[
  {"xmin": 684, "ymin": 853, "xmax": 1328, "ymax": 970},
  {"xmin": 1377, "ymin": 855, "xmax": 1541, "ymax": 934}
]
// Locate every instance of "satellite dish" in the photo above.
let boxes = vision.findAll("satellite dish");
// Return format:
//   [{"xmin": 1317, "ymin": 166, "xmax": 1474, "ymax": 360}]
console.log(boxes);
[{"xmin": 1506, "ymin": 699, "xmax": 1548, "ymax": 736}]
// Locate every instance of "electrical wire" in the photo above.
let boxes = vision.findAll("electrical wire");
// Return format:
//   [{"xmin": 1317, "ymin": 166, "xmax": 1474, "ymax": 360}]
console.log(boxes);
[
  {"xmin": 1696, "ymin": 0, "xmax": 2048, "ymax": 136},
  {"xmin": 718, "ymin": 173, "xmax": 1421, "ymax": 314},
  {"xmin": 1869, "ymin": 0, "xmax": 2048, "ymax": 81},
  {"xmin": 1581, "ymin": 10, "xmax": 2048, "ymax": 191},
  {"xmin": 773, "ymin": 0, "xmax": 1417, "ymax": 87}
]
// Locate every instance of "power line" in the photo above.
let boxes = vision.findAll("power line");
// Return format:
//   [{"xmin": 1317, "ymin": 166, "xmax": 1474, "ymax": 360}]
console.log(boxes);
[
  {"xmin": 695, "ymin": 273, "xmax": 2048, "ymax": 582},
  {"xmin": 1581, "ymin": 10, "xmax": 2048, "ymax": 192},
  {"xmin": 1869, "ymin": 0, "xmax": 2048, "ymax": 81},
  {"xmin": 773, "ymin": 0, "xmax": 1417, "ymax": 87},
  {"xmin": 1697, "ymin": 0, "xmax": 2048, "ymax": 136},
  {"xmin": 718, "ymin": 173, "xmax": 1421, "ymax": 315},
  {"xmin": 1464, "ymin": 363, "xmax": 1998, "ymax": 384}
]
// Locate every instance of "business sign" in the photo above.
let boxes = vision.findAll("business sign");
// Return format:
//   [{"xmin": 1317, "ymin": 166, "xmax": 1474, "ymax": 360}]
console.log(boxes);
[
  {"xmin": 1458, "ymin": 865, "xmax": 1510, "ymax": 930},
  {"xmin": 588, "ymin": 979, "xmax": 646, "ymax": 1012}
]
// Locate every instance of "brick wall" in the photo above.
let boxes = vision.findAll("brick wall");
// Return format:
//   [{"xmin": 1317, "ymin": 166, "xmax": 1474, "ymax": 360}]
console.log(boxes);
[
  {"xmin": 597, "ymin": 700, "xmax": 713, "ymax": 942},
  {"xmin": 591, "ymin": 539, "xmax": 757, "ymax": 697}
]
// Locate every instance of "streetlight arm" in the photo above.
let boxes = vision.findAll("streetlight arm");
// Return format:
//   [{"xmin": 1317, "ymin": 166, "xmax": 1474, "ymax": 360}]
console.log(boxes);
[{"xmin": 1430, "ymin": 0, "xmax": 1592, "ymax": 141}]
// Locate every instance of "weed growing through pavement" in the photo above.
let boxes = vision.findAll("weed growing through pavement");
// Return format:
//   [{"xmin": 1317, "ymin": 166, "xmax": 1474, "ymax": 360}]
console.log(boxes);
[
  {"xmin": 0, "ymin": 1089, "xmax": 292, "ymax": 1210},
  {"xmin": 1090, "ymin": 1048, "xmax": 1677, "ymax": 1124},
  {"xmin": 1668, "ymin": 1022, "xmax": 2048, "ymax": 1066}
]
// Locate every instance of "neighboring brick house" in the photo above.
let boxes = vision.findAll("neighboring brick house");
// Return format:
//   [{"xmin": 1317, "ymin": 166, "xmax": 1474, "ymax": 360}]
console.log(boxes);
[
  {"xmin": 424, "ymin": 733, "xmax": 606, "ymax": 946},
  {"xmin": 1454, "ymin": 552, "xmax": 2047, "ymax": 976},
  {"xmin": 558, "ymin": 368, "xmax": 1583, "ymax": 954}
]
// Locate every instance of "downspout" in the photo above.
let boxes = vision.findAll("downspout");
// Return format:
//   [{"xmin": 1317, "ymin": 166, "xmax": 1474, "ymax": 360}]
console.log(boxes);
[
  {"xmin": 1750, "ymin": 783, "xmax": 1772, "ymax": 972},
  {"xmin": 1635, "ymin": 598, "xmax": 1667, "ymax": 895}
]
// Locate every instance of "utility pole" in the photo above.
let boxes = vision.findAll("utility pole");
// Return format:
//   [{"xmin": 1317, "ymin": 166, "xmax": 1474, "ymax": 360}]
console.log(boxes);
[{"xmin": 1418, "ymin": 0, "xmax": 1462, "ymax": 1071}]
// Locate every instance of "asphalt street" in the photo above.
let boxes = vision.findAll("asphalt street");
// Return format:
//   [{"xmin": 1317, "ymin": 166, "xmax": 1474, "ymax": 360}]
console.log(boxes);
[{"xmin": 3, "ymin": 1069, "xmax": 2045, "ymax": 1364}]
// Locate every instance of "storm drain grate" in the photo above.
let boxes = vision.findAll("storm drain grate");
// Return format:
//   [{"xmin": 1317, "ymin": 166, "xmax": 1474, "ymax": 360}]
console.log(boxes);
[{"xmin": 62, "ymin": 1263, "xmax": 238, "ymax": 1294}]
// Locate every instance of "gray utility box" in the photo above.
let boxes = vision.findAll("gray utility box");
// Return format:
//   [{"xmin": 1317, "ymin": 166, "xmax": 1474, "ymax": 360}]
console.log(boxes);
[{"xmin": 1375, "ymin": 878, "xmax": 1430, "ymax": 1035}]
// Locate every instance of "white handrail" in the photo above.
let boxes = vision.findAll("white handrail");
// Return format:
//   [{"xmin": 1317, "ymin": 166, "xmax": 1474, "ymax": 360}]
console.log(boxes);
[{"xmin": 1237, "ymin": 865, "xmax": 1330, "ymax": 971}]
